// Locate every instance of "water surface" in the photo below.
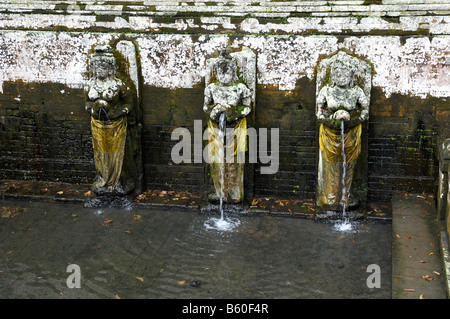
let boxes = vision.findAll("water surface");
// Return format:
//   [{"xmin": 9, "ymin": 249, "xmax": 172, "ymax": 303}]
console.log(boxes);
[{"xmin": 0, "ymin": 200, "xmax": 391, "ymax": 298}]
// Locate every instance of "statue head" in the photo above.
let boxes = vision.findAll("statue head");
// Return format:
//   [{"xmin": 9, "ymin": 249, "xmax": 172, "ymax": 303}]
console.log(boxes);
[
  {"xmin": 330, "ymin": 56, "xmax": 356, "ymax": 88},
  {"xmin": 89, "ymin": 45, "xmax": 116, "ymax": 81},
  {"xmin": 213, "ymin": 49, "xmax": 238, "ymax": 86}
]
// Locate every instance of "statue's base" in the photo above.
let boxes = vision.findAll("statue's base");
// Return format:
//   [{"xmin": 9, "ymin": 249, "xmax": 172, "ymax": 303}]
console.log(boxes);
[
  {"xmin": 84, "ymin": 195, "xmax": 133, "ymax": 210},
  {"xmin": 314, "ymin": 208, "xmax": 365, "ymax": 221},
  {"xmin": 200, "ymin": 202, "xmax": 248, "ymax": 216}
]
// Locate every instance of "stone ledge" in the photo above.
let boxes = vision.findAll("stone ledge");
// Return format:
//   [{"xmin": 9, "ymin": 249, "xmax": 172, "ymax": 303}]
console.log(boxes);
[
  {"xmin": 0, "ymin": 179, "xmax": 394, "ymax": 221},
  {"xmin": 0, "ymin": 14, "xmax": 447, "ymax": 35},
  {"xmin": 0, "ymin": 1, "xmax": 450, "ymax": 22}
]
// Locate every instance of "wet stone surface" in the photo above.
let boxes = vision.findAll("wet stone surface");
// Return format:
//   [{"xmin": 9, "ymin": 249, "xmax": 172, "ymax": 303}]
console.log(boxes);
[{"xmin": 0, "ymin": 199, "xmax": 391, "ymax": 299}]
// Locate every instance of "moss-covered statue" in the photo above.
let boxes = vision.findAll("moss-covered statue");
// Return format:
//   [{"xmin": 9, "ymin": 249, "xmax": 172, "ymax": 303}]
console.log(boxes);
[
  {"xmin": 203, "ymin": 48, "xmax": 256, "ymax": 207},
  {"xmin": 316, "ymin": 51, "xmax": 371, "ymax": 214},
  {"xmin": 84, "ymin": 44, "xmax": 142, "ymax": 208}
]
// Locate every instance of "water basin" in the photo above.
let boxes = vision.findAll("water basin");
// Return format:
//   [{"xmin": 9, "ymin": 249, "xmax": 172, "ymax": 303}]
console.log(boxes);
[{"xmin": 0, "ymin": 200, "xmax": 391, "ymax": 298}]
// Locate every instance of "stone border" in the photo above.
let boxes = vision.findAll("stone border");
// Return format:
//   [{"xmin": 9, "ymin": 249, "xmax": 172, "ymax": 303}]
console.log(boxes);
[
  {"xmin": 0, "ymin": 1, "xmax": 448, "ymax": 35},
  {"xmin": 439, "ymin": 221, "xmax": 450, "ymax": 297}
]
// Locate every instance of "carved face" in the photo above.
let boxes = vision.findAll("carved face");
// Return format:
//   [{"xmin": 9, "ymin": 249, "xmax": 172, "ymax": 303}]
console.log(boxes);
[
  {"xmin": 94, "ymin": 61, "xmax": 114, "ymax": 80},
  {"xmin": 215, "ymin": 60, "xmax": 237, "ymax": 86},
  {"xmin": 331, "ymin": 66, "xmax": 353, "ymax": 88}
]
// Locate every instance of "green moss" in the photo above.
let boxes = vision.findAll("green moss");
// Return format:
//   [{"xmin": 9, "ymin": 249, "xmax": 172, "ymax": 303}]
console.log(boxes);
[{"xmin": 363, "ymin": 0, "xmax": 382, "ymax": 4}]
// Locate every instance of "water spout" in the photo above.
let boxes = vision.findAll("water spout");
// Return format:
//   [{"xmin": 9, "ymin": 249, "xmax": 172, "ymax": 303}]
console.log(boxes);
[
  {"xmin": 218, "ymin": 112, "xmax": 226, "ymax": 220},
  {"xmin": 335, "ymin": 119, "xmax": 352, "ymax": 232}
]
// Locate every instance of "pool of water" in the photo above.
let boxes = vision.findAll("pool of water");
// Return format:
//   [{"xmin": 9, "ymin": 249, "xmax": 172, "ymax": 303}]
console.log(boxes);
[{"xmin": 0, "ymin": 200, "xmax": 391, "ymax": 299}]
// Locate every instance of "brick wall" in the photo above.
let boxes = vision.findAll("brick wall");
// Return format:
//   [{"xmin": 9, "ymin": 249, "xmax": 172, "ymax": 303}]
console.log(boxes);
[{"xmin": 0, "ymin": 1, "xmax": 448, "ymax": 204}]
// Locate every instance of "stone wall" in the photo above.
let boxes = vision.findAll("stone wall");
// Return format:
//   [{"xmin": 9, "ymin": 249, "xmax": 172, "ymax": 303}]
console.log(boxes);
[{"xmin": 0, "ymin": 0, "xmax": 449, "ymax": 204}]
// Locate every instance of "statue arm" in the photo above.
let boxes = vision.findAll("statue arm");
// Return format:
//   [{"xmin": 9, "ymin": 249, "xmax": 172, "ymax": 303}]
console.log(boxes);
[
  {"xmin": 226, "ymin": 85, "xmax": 252, "ymax": 121},
  {"xmin": 107, "ymin": 84, "xmax": 133, "ymax": 121},
  {"xmin": 84, "ymin": 86, "xmax": 94, "ymax": 115},
  {"xmin": 203, "ymin": 85, "xmax": 226, "ymax": 122},
  {"xmin": 316, "ymin": 87, "xmax": 329, "ymax": 121},
  {"xmin": 358, "ymin": 89, "xmax": 370, "ymax": 122},
  {"xmin": 203, "ymin": 85, "xmax": 214, "ymax": 115},
  {"xmin": 316, "ymin": 87, "xmax": 342, "ymax": 130},
  {"xmin": 345, "ymin": 88, "xmax": 369, "ymax": 128}
]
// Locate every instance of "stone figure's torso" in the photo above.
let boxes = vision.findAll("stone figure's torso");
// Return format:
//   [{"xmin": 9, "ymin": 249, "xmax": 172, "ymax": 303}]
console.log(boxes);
[
  {"xmin": 319, "ymin": 85, "xmax": 365, "ymax": 113},
  {"xmin": 205, "ymin": 82, "xmax": 249, "ymax": 108},
  {"xmin": 87, "ymin": 78, "xmax": 124, "ymax": 112}
]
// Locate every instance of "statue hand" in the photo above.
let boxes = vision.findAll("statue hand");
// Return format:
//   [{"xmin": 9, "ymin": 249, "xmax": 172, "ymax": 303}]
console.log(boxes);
[
  {"xmin": 210, "ymin": 104, "xmax": 227, "ymax": 122},
  {"xmin": 333, "ymin": 110, "xmax": 350, "ymax": 121},
  {"xmin": 93, "ymin": 99, "xmax": 110, "ymax": 111}
]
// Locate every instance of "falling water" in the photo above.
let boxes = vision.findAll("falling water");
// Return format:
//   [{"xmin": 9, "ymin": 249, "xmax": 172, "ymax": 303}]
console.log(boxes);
[
  {"xmin": 218, "ymin": 112, "xmax": 226, "ymax": 219},
  {"xmin": 204, "ymin": 112, "xmax": 240, "ymax": 232},
  {"xmin": 334, "ymin": 119, "xmax": 353, "ymax": 232}
]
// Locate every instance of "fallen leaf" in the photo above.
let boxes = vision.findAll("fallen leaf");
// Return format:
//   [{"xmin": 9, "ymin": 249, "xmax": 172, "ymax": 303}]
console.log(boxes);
[
  {"xmin": 403, "ymin": 288, "xmax": 416, "ymax": 292},
  {"xmin": 422, "ymin": 275, "xmax": 433, "ymax": 282},
  {"xmin": 429, "ymin": 252, "xmax": 435, "ymax": 256},
  {"xmin": 433, "ymin": 271, "xmax": 441, "ymax": 276},
  {"xmin": 178, "ymin": 280, "xmax": 186, "ymax": 285},
  {"xmin": 57, "ymin": 191, "xmax": 64, "ymax": 194},
  {"xmin": 124, "ymin": 230, "xmax": 131, "ymax": 234},
  {"xmin": 104, "ymin": 218, "xmax": 113, "ymax": 224},
  {"xmin": 136, "ymin": 277, "xmax": 144, "ymax": 282},
  {"xmin": 420, "ymin": 260, "xmax": 427, "ymax": 263},
  {"xmin": 419, "ymin": 293, "xmax": 424, "ymax": 299},
  {"xmin": 115, "ymin": 294, "xmax": 121, "ymax": 299},
  {"xmin": 396, "ymin": 234, "xmax": 400, "ymax": 238},
  {"xmin": 132, "ymin": 214, "xmax": 142, "ymax": 222},
  {"xmin": 136, "ymin": 194, "xmax": 147, "ymax": 201},
  {"xmin": 84, "ymin": 191, "xmax": 91, "ymax": 197}
]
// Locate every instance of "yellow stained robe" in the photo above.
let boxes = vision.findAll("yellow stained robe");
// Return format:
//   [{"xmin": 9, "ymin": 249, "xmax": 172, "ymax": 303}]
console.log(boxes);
[
  {"xmin": 91, "ymin": 116, "xmax": 127, "ymax": 193},
  {"xmin": 317, "ymin": 123, "xmax": 362, "ymax": 210},
  {"xmin": 207, "ymin": 117, "xmax": 247, "ymax": 203}
]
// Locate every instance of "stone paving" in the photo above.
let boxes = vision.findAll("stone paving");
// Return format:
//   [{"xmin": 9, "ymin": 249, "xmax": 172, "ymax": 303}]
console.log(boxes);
[{"xmin": 392, "ymin": 193, "xmax": 448, "ymax": 299}]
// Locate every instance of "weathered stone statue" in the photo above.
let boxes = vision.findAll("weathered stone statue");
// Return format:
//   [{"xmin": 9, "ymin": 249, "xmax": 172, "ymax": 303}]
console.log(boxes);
[
  {"xmin": 84, "ymin": 44, "xmax": 142, "ymax": 208},
  {"xmin": 316, "ymin": 51, "xmax": 371, "ymax": 213},
  {"xmin": 203, "ymin": 48, "xmax": 256, "ymax": 205}
]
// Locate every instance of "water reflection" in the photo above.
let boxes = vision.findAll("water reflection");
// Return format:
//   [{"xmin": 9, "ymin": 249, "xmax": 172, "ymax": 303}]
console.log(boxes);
[{"xmin": 0, "ymin": 200, "xmax": 391, "ymax": 298}]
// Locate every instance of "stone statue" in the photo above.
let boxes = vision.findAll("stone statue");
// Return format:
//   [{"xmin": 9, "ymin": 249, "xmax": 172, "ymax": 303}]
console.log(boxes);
[
  {"xmin": 203, "ymin": 48, "xmax": 256, "ymax": 205},
  {"xmin": 316, "ymin": 51, "xmax": 371, "ymax": 213},
  {"xmin": 84, "ymin": 44, "xmax": 142, "ymax": 208}
]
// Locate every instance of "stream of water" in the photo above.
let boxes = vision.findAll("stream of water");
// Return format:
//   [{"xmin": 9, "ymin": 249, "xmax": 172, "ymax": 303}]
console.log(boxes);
[{"xmin": 334, "ymin": 120, "xmax": 352, "ymax": 232}]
